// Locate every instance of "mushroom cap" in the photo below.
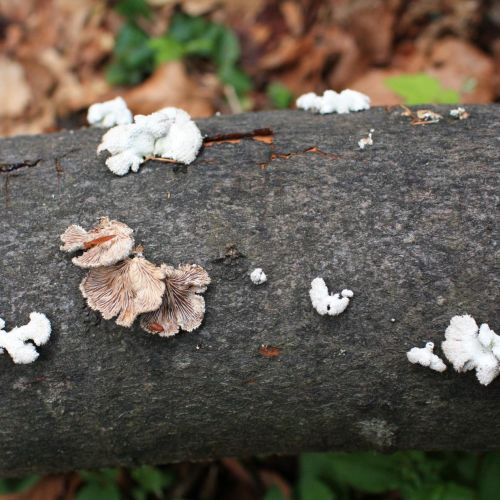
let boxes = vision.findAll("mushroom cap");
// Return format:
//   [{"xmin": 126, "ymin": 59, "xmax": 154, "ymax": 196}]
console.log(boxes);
[
  {"xmin": 140, "ymin": 264, "xmax": 210, "ymax": 336},
  {"xmin": 60, "ymin": 217, "xmax": 135, "ymax": 268},
  {"xmin": 80, "ymin": 255, "xmax": 166, "ymax": 327}
]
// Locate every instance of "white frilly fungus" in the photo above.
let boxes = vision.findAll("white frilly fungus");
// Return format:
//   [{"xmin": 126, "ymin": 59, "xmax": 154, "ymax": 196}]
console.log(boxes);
[
  {"xmin": 250, "ymin": 268, "xmax": 267, "ymax": 285},
  {"xmin": 87, "ymin": 96, "xmax": 133, "ymax": 128},
  {"xmin": 358, "ymin": 129, "xmax": 374, "ymax": 150},
  {"xmin": 97, "ymin": 107, "xmax": 202, "ymax": 176},
  {"xmin": 0, "ymin": 312, "xmax": 51, "ymax": 364},
  {"xmin": 407, "ymin": 341, "xmax": 447, "ymax": 372},
  {"xmin": 296, "ymin": 89, "xmax": 370, "ymax": 114},
  {"xmin": 442, "ymin": 314, "xmax": 500, "ymax": 386},
  {"xmin": 309, "ymin": 277, "xmax": 353, "ymax": 316},
  {"xmin": 449, "ymin": 107, "xmax": 469, "ymax": 120}
]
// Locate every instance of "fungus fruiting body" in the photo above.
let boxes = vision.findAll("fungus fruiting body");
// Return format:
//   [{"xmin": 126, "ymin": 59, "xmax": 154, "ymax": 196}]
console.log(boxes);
[
  {"xmin": 250, "ymin": 268, "xmax": 267, "ymax": 285},
  {"xmin": 97, "ymin": 107, "xmax": 202, "ymax": 175},
  {"xmin": 407, "ymin": 342, "xmax": 446, "ymax": 372},
  {"xmin": 60, "ymin": 217, "xmax": 134, "ymax": 268},
  {"xmin": 80, "ymin": 249, "xmax": 166, "ymax": 327},
  {"xmin": 415, "ymin": 109, "xmax": 442, "ymax": 123},
  {"xmin": 358, "ymin": 129, "xmax": 374, "ymax": 150},
  {"xmin": 296, "ymin": 89, "xmax": 370, "ymax": 114},
  {"xmin": 450, "ymin": 107, "xmax": 470, "ymax": 120},
  {"xmin": 0, "ymin": 312, "xmax": 51, "ymax": 364},
  {"xmin": 309, "ymin": 278, "xmax": 353, "ymax": 316},
  {"xmin": 140, "ymin": 264, "xmax": 210, "ymax": 336},
  {"xmin": 61, "ymin": 219, "xmax": 210, "ymax": 335},
  {"xmin": 87, "ymin": 96, "xmax": 133, "ymax": 128},
  {"xmin": 442, "ymin": 315, "xmax": 500, "ymax": 386}
]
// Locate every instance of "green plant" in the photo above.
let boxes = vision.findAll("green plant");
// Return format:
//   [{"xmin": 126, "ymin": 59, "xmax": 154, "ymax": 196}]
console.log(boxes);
[
  {"xmin": 130, "ymin": 465, "xmax": 174, "ymax": 500},
  {"xmin": 296, "ymin": 451, "xmax": 500, "ymax": 500},
  {"xmin": 266, "ymin": 82, "xmax": 294, "ymax": 109},
  {"xmin": 106, "ymin": 22, "xmax": 155, "ymax": 86},
  {"xmin": 0, "ymin": 475, "xmax": 40, "ymax": 494},
  {"xmin": 149, "ymin": 12, "xmax": 251, "ymax": 95},
  {"xmin": 385, "ymin": 73, "xmax": 460, "ymax": 105},
  {"xmin": 76, "ymin": 469, "xmax": 122, "ymax": 500}
]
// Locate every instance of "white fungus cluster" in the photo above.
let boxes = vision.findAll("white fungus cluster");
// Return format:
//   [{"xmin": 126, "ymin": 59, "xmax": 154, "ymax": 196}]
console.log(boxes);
[
  {"xmin": 406, "ymin": 342, "xmax": 446, "ymax": 372},
  {"xmin": 309, "ymin": 278, "xmax": 353, "ymax": 316},
  {"xmin": 296, "ymin": 89, "xmax": 370, "ymax": 114},
  {"xmin": 0, "ymin": 312, "xmax": 51, "ymax": 364},
  {"xmin": 87, "ymin": 96, "xmax": 133, "ymax": 128},
  {"xmin": 442, "ymin": 315, "xmax": 500, "ymax": 386},
  {"xmin": 358, "ymin": 129, "xmax": 374, "ymax": 150},
  {"xmin": 250, "ymin": 268, "xmax": 267, "ymax": 285},
  {"xmin": 449, "ymin": 107, "xmax": 469, "ymax": 120},
  {"xmin": 97, "ymin": 107, "xmax": 203, "ymax": 176}
]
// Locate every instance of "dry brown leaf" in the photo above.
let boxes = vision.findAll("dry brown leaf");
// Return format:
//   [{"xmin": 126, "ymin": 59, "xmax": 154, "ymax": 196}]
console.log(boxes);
[
  {"xmin": 258, "ymin": 344, "xmax": 282, "ymax": 358},
  {"xmin": 124, "ymin": 61, "xmax": 217, "ymax": 118},
  {"xmin": 0, "ymin": 57, "xmax": 31, "ymax": 118}
]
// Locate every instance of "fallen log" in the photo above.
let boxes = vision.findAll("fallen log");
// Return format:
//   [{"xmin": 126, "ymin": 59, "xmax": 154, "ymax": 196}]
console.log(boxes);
[{"xmin": 0, "ymin": 106, "xmax": 498, "ymax": 477}]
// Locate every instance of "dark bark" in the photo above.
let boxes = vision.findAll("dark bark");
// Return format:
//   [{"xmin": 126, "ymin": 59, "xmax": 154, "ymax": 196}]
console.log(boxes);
[{"xmin": 0, "ymin": 106, "xmax": 499, "ymax": 477}]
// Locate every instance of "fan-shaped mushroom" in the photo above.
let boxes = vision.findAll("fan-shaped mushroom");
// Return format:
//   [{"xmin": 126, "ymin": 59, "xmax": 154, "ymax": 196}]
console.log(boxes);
[
  {"xmin": 60, "ymin": 217, "xmax": 134, "ymax": 268},
  {"xmin": 140, "ymin": 264, "xmax": 210, "ymax": 336},
  {"xmin": 80, "ymin": 247, "xmax": 166, "ymax": 327}
]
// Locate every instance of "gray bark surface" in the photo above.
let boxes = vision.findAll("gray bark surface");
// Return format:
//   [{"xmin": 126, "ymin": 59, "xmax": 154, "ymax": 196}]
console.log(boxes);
[{"xmin": 0, "ymin": 106, "xmax": 499, "ymax": 477}]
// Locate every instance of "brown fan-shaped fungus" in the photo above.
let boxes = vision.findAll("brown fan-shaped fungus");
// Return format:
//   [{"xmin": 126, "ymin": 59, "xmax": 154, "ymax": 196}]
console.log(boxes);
[
  {"xmin": 80, "ymin": 247, "xmax": 166, "ymax": 327},
  {"xmin": 140, "ymin": 264, "xmax": 210, "ymax": 336},
  {"xmin": 60, "ymin": 217, "xmax": 134, "ymax": 268}
]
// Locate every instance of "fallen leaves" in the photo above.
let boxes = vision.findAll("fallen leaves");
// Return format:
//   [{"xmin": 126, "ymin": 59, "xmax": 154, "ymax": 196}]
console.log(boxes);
[
  {"xmin": 124, "ymin": 61, "xmax": 218, "ymax": 118},
  {"xmin": 259, "ymin": 344, "xmax": 282, "ymax": 358}
]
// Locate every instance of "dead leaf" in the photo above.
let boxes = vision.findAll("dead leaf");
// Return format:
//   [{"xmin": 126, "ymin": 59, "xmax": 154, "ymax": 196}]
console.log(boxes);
[
  {"xmin": 259, "ymin": 344, "xmax": 282, "ymax": 358},
  {"xmin": 0, "ymin": 57, "xmax": 31, "ymax": 118},
  {"xmin": 124, "ymin": 61, "xmax": 217, "ymax": 118}
]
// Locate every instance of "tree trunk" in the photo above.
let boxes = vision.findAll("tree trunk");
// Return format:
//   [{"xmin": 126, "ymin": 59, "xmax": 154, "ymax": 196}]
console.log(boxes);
[{"xmin": 0, "ymin": 106, "xmax": 498, "ymax": 477}]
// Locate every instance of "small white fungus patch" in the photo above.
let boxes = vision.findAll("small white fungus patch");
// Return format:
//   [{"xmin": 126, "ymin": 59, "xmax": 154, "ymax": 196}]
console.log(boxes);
[
  {"xmin": 442, "ymin": 315, "xmax": 500, "ymax": 386},
  {"xmin": 296, "ymin": 89, "xmax": 370, "ymax": 114},
  {"xmin": 250, "ymin": 268, "xmax": 267, "ymax": 285},
  {"xmin": 309, "ymin": 278, "xmax": 353, "ymax": 316},
  {"xmin": 407, "ymin": 341, "xmax": 447, "ymax": 372},
  {"xmin": 0, "ymin": 312, "xmax": 51, "ymax": 364},
  {"xmin": 450, "ymin": 107, "xmax": 469, "ymax": 120},
  {"xmin": 87, "ymin": 96, "xmax": 133, "ymax": 128},
  {"xmin": 97, "ymin": 107, "xmax": 202, "ymax": 176},
  {"xmin": 358, "ymin": 129, "xmax": 374, "ymax": 149}
]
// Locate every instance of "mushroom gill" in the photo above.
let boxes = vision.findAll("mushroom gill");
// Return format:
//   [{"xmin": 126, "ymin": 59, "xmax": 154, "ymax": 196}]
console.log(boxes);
[
  {"xmin": 80, "ymin": 250, "xmax": 166, "ymax": 327},
  {"xmin": 140, "ymin": 264, "xmax": 210, "ymax": 336}
]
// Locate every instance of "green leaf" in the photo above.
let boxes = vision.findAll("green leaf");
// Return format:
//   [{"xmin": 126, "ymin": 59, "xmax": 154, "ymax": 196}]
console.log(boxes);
[
  {"xmin": 297, "ymin": 477, "xmax": 336, "ymax": 500},
  {"xmin": 478, "ymin": 452, "xmax": 500, "ymax": 500},
  {"xmin": 149, "ymin": 36, "xmax": 186, "ymax": 63},
  {"xmin": 75, "ymin": 482, "xmax": 122, "ymax": 500},
  {"xmin": 168, "ymin": 12, "xmax": 210, "ymax": 44},
  {"xmin": 106, "ymin": 23, "xmax": 155, "ymax": 85},
  {"xmin": 79, "ymin": 468, "xmax": 120, "ymax": 484},
  {"xmin": 263, "ymin": 485, "xmax": 286, "ymax": 500},
  {"xmin": 115, "ymin": 0, "xmax": 151, "ymax": 19},
  {"xmin": 216, "ymin": 28, "xmax": 241, "ymax": 67},
  {"xmin": 267, "ymin": 82, "xmax": 293, "ymax": 109},
  {"xmin": 218, "ymin": 66, "xmax": 252, "ymax": 95},
  {"xmin": 326, "ymin": 452, "xmax": 401, "ymax": 493},
  {"xmin": 385, "ymin": 73, "xmax": 460, "ymax": 105},
  {"xmin": 131, "ymin": 465, "xmax": 173, "ymax": 497},
  {"xmin": 0, "ymin": 475, "xmax": 40, "ymax": 494}
]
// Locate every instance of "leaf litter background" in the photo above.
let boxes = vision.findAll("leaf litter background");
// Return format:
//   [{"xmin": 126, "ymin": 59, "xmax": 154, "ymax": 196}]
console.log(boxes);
[
  {"xmin": 1, "ymin": 1, "xmax": 500, "ymax": 499},
  {"xmin": 0, "ymin": 0, "xmax": 499, "ymax": 136}
]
